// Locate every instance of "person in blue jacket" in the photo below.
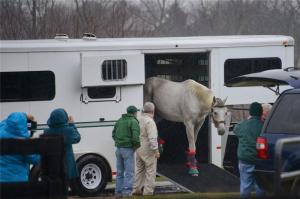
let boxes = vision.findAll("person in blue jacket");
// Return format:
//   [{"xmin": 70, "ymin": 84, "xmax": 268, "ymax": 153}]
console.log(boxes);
[
  {"xmin": 44, "ymin": 108, "xmax": 81, "ymax": 182},
  {"xmin": 0, "ymin": 112, "xmax": 40, "ymax": 182}
]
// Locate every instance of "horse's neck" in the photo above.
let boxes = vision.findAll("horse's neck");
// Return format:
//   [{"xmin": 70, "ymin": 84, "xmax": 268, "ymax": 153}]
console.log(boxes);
[{"xmin": 184, "ymin": 80, "xmax": 213, "ymax": 109}]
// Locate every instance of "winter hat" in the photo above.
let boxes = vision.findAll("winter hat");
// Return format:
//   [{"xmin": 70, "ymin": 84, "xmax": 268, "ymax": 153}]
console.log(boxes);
[{"xmin": 249, "ymin": 102, "xmax": 263, "ymax": 116}]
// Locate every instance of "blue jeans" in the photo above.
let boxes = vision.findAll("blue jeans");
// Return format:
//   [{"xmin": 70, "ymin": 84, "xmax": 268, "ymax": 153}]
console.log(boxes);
[
  {"xmin": 115, "ymin": 147, "xmax": 135, "ymax": 197},
  {"xmin": 239, "ymin": 161, "xmax": 265, "ymax": 198}
]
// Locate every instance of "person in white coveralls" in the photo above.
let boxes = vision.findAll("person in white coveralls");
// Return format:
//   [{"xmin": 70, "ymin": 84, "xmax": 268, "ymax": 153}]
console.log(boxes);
[{"xmin": 133, "ymin": 102, "xmax": 160, "ymax": 196}]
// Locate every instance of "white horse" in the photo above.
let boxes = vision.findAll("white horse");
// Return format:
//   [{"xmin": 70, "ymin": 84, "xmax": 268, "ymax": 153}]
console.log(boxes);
[{"xmin": 144, "ymin": 77, "xmax": 227, "ymax": 176}]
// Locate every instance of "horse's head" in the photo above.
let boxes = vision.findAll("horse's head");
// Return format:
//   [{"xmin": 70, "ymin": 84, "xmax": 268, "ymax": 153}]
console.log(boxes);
[{"xmin": 211, "ymin": 97, "xmax": 228, "ymax": 135}]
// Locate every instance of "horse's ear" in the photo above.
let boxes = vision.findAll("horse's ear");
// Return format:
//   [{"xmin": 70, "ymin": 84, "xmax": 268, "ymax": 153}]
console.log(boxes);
[
  {"xmin": 212, "ymin": 96, "xmax": 216, "ymax": 107},
  {"xmin": 222, "ymin": 97, "xmax": 228, "ymax": 104}
]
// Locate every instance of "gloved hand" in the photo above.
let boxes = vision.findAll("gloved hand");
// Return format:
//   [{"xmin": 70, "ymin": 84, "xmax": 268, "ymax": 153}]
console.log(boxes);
[
  {"xmin": 155, "ymin": 151, "xmax": 160, "ymax": 159},
  {"xmin": 158, "ymin": 138, "xmax": 165, "ymax": 154},
  {"xmin": 158, "ymin": 143, "xmax": 164, "ymax": 154},
  {"xmin": 68, "ymin": 115, "xmax": 74, "ymax": 123},
  {"xmin": 27, "ymin": 114, "xmax": 35, "ymax": 121}
]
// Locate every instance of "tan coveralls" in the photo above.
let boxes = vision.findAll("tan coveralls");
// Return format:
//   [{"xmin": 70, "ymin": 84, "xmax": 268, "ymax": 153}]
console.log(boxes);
[{"xmin": 133, "ymin": 113, "xmax": 158, "ymax": 195}]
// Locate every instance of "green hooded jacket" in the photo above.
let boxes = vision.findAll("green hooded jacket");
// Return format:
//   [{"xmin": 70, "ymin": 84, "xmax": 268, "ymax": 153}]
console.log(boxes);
[
  {"xmin": 112, "ymin": 114, "xmax": 140, "ymax": 149},
  {"xmin": 233, "ymin": 116, "xmax": 263, "ymax": 164}
]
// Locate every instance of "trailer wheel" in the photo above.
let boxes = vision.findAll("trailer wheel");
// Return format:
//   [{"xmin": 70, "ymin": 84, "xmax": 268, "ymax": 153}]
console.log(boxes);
[{"xmin": 74, "ymin": 155, "xmax": 108, "ymax": 197}]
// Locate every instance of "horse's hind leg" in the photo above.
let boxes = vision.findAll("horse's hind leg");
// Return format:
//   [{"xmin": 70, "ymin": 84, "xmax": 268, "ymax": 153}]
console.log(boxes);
[{"xmin": 184, "ymin": 121, "xmax": 199, "ymax": 176}]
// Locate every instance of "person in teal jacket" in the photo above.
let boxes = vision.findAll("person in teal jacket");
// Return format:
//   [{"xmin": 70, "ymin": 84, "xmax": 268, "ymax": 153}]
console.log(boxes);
[
  {"xmin": 44, "ymin": 108, "xmax": 81, "ymax": 182},
  {"xmin": 0, "ymin": 112, "xmax": 40, "ymax": 182},
  {"xmin": 233, "ymin": 102, "xmax": 265, "ymax": 198},
  {"xmin": 112, "ymin": 105, "xmax": 140, "ymax": 198}
]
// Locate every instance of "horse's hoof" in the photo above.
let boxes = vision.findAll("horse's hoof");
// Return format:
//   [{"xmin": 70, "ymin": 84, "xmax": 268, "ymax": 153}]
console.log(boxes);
[{"xmin": 188, "ymin": 168, "xmax": 199, "ymax": 176}]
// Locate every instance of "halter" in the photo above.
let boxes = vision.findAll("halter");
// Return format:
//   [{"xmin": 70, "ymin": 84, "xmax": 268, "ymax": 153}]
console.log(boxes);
[{"xmin": 211, "ymin": 112, "xmax": 225, "ymax": 126}]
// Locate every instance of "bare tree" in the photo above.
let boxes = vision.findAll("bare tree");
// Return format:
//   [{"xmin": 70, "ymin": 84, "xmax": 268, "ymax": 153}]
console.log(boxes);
[
  {"xmin": 188, "ymin": 0, "xmax": 299, "ymax": 67},
  {"xmin": 103, "ymin": 0, "xmax": 134, "ymax": 37},
  {"xmin": 74, "ymin": 0, "xmax": 109, "ymax": 36},
  {"xmin": 296, "ymin": 0, "xmax": 300, "ymax": 67},
  {"xmin": 0, "ymin": 0, "xmax": 28, "ymax": 39},
  {"xmin": 23, "ymin": 0, "xmax": 55, "ymax": 39},
  {"xmin": 159, "ymin": 0, "xmax": 189, "ymax": 36},
  {"xmin": 131, "ymin": 0, "xmax": 170, "ymax": 35},
  {"xmin": 72, "ymin": 0, "xmax": 145, "ymax": 38}
]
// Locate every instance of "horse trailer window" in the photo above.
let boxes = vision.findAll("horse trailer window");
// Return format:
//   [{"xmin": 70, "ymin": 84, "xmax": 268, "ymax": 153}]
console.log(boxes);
[
  {"xmin": 102, "ymin": 60, "xmax": 127, "ymax": 81},
  {"xmin": 87, "ymin": 86, "xmax": 116, "ymax": 99},
  {"xmin": 0, "ymin": 71, "xmax": 55, "ymax": 102},
  {"xmin": 265, "ymin": 94, "xmax": 300, "ymax": 134},
  {"xmin": 224, "ymin": 57, "xmax": 282, "ymax": 84}
]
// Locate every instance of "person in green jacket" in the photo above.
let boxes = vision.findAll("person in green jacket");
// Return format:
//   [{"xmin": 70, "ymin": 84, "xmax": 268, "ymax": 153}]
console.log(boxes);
[
  {"xmin": 233, "ymin": 102, "xmax": 265, "ymax": 198},
  {"xmin": 112, "ymin": 105, "xmax": 140, "ymax": 198}
]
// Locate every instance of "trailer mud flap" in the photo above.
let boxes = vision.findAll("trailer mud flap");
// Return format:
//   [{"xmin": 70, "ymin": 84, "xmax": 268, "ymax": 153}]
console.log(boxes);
[{"xmin": 157, "ymin": 163, "xmax": 239, "ymax": 192}]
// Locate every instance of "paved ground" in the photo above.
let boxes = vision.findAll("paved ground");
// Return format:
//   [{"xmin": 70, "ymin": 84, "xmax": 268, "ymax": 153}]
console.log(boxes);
[
  {"xmin": 69, "ymin": 180, "xmax": 187, "ymax": 198},
  {"xmin": 69, "ymin": 196, "xmax": 115, "ymax": 199},
  {"xmin": 69, "ymin": 164, "xmax": 240, "ymax": 198}
]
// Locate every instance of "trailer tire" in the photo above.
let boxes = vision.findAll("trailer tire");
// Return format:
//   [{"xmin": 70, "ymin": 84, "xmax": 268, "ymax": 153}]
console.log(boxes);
[{"xmin": 73, "ymin": 155, "xmax": 108, "ymax": 197}]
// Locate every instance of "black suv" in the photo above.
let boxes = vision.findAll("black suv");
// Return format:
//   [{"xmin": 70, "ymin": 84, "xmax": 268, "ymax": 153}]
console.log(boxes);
[{"xmin": 226, "ymin": 69, "xmax": 300, "ymax": 195}]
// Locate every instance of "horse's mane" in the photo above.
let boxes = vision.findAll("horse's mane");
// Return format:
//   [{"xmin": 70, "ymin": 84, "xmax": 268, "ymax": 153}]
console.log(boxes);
[{"xmin": 184, "ymin": 79, "xmax": 214, "ymax": 108}]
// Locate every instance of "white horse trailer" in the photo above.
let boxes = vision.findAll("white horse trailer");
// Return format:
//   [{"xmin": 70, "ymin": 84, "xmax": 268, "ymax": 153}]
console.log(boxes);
[{"xmin": 0, "ymin": 35, "xmax": 294, "ymax": 195}]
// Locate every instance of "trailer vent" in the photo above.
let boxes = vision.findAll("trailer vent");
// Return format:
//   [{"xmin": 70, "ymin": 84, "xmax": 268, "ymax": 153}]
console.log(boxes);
[
  {"xmin": 83, "ymin": 33, "xmax": 96, "ymax": 40},
  {"xmin": 54, "ymin": 34, "xmax": 69, "ymax": 40},
  {"xmin": 102, "ymin": 59, "xmax": 127, "ymax": 81}
]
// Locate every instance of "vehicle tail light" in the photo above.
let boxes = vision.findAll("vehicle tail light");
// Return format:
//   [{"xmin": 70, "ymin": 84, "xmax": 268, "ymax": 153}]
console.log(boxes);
[{"xmin": 256, "ymin": 137, "xmax": 269, "ymax": 159}]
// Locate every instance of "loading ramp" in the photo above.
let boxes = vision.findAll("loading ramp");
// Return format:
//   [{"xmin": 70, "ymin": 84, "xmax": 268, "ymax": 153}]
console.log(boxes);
[{"xmin": 157, "ymin": 163, "xmax": 240, "ymax": 193}]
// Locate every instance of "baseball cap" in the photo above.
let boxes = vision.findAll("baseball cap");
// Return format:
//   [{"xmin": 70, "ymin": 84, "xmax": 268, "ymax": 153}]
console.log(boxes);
[{"xmin": 127, "ymin": 105, "xmax": 139, "ymax": 114}]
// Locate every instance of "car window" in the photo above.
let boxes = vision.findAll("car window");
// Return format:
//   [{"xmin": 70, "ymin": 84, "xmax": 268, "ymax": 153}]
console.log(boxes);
[{"xmin": 265, "ymin": 93, "xmax": 300, "ymax": 134}]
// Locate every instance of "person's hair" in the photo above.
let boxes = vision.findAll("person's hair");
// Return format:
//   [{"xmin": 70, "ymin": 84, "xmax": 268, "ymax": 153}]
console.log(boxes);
[
  {"xmin": 143, "ymin": 102, "xmax": 155, "ymax": 114},
  {"xmin": 262, "ymin": 103, "xmax": 272, "ymax": 113},
  {"xmin": 249, "ymin": 102, "xmax": 263, "ymax": 116}
]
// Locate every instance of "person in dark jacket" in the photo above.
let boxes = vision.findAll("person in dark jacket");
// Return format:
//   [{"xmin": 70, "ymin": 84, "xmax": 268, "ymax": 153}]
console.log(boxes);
[
  {"xmin": 0, "ymin": 112, "xmax": 40, "ymax": 182},
  {"xmin": 112, "ymin": 105, "xmax": 141, "ymax": 198},
  {"xmin": 233, "ymin": 102, "xmax": 265, "ymax": 198},
  {"xmin": 44, "ymin": 108, "xmax": 81, "ymax": 185}
]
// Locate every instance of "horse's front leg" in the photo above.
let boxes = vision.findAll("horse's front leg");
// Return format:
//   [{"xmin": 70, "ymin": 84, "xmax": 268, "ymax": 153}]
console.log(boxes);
[
  {"xmin": 184, "ymin": 121, "xmax": 199, "ymax": 176},
  {"xmin": 194, "ymin": 117, "xmax": 206, "ymax": 143}
]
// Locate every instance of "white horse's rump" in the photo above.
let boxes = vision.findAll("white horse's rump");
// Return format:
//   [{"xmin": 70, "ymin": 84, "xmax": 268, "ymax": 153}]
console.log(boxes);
[{"xmin": 144, "ymin": 77, "xmax": 227, "ymax": 175}]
